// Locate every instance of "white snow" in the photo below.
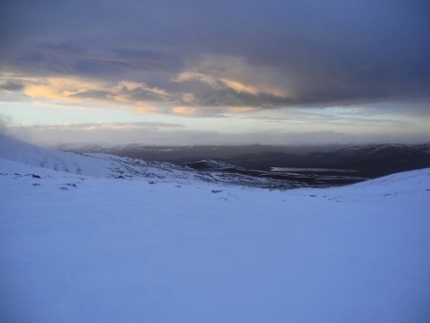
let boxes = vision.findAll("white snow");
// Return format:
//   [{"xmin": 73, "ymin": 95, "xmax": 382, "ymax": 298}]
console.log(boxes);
[{"xmin": 1, "ymin": 133, "xmax": 429, "ymax": 322}]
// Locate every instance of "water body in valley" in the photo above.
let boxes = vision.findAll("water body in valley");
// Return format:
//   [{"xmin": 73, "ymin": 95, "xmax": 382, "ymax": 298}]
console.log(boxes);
[{"xmin": 271, "ymin": 167, "xmax": 358, "ymax": 173}]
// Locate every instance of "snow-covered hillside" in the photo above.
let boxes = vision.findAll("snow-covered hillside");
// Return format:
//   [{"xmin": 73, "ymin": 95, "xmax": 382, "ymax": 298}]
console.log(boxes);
[
  {"xmin": 0, "ymin": 133, "xmax": 303, "ymax": 189},
  {"xmin": 1, "ymin": 134, "xmax": 429, "ymax": 322},
  {"xmin": 0, "ymin": 132, "xmax": 199, "ymax": 179}
]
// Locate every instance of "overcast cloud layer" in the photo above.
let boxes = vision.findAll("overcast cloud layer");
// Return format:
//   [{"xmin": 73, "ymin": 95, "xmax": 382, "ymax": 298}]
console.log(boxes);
[
  {"xmin": 1, "ymin": 1, "xmax": 430, "ymax": 146},
  {"xmin": 1, "ymin": 0, "xmax": 430, "ymax": 115}
]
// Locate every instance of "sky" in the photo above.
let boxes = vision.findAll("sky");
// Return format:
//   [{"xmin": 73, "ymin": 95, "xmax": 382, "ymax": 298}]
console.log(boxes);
[{"xmin": 0, "ymin": 0, "xmax": 430, "ymax": 145}]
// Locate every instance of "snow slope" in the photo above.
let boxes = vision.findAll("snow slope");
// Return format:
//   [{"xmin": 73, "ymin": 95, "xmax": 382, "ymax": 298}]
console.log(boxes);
[
  {"xmin": 1, "ymin": 134, "xmax": 430, "ymax": 322},
  {"xmin": 0, "ymin": 132, "xmax": 193, "ymax": 179},
  {"xmin": 0, "ymin": 133, "xmax": 302, "ymax": 188}
]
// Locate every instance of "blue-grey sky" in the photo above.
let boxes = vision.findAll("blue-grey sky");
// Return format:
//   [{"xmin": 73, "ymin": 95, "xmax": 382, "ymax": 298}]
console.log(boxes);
[{"xmin": 1, "ymin": 0, "xmax": 429, "ymax": 145}]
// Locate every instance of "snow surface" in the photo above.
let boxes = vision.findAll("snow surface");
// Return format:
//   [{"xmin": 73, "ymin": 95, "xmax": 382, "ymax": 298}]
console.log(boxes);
[{"xmin": 1, "ymin": 134, "xmax": 430, "ymax": 322}]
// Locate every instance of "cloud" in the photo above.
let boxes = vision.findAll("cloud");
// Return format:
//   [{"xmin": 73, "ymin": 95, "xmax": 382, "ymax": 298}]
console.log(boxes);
[
  {"xmin": 0, "ymin": 81, "xmax": 24, "ymax": 92},
  {"xmin": 174, "ymin": 70, "xmax": 288, "ymax": 98},
  {"xmin": 0, "ymin": 113, "xmax": 32, "ymax": 141},
  {"xmin": 0, "ymin": 113, "xmax": 13, "ymax": 133},
  {"xmin": 0, "ymin": 0, "xmax": 429, "ymax": 116},
  {"xmin": 4, "ymin": 70, "xmax": 291, "ymax": 115},
  {"xmin": 4, "ymin": 121, "xmax": 185, "ymax": 145},
  {"xmin": 30, "ymin": 121, "xmax": 182, "ymax": 132},
  {"xmin": 7, "ymin": 120, "xmax": 429, "ymax": 146}
]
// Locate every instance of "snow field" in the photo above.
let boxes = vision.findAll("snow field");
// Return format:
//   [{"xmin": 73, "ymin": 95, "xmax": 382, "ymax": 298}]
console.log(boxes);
[
  {"xmin": 1, "ymin": 163, "xmax": 430, "ymax": 322},
  {"xmin": 1, "ymin": 133, "xmax": 430, "ymax": 322}
]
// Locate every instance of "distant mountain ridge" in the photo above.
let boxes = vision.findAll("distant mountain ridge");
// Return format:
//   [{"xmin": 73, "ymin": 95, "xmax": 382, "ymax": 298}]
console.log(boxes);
[
  {"xmin": 57, "ymin": 142, "xmax": 430, "ymax": 179},
  {"xmin": 0, "ymin": 133, "xmax": 305, "ymax": 189}
]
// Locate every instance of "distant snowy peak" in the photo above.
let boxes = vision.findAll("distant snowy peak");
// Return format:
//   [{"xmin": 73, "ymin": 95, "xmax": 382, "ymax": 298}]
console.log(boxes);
[
  {"xmin": 337, "ymin": 143, "xmax": 430, "ymax": 157},
  {"xmin": 414, "ymin": 143, "xmax": 430, "ymax": 154}
]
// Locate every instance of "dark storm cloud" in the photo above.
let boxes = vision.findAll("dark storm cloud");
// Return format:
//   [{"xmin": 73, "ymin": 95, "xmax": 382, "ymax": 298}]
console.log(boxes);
[
  {"xmin": 0, "ymin": 81, "xmax": 24, "ymax": 92},
  {"xmin": 1, "ymin": 0, "xmax": 429, "ymax": 110},
  {"xmin": 192, "ymin": 88, "xmax": 292, "ymax": 108}
]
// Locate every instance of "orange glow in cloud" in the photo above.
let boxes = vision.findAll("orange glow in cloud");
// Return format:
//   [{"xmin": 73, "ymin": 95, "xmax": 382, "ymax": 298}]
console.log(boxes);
[
  {"xmin": 4, "ymin": 63, "xmax": 292, "ymax": 118},
  {"xmin": 228, "ymin": 106, "xmax": 259, "ymax": 114},
  {"xmin": 174, "ymin": 71, "xmax": 289, "ymax": 98},
  {"xmin": 174, "ymin": 72, "xmax": 220, "ymax": 88},
  {"xmin": 172, "ymin": 106, "xmax": 200, "ymax": 116},
  {"xmin": 23, "ymin": 77, "xmax": 169, "ymax": 108},
  {"xmin": 24, "ymin": 77, "xmax": 105, "ymax": 102},
  {"xmin": 133, "ymin": 103, "xmax": 163, "ymax": 115}
]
